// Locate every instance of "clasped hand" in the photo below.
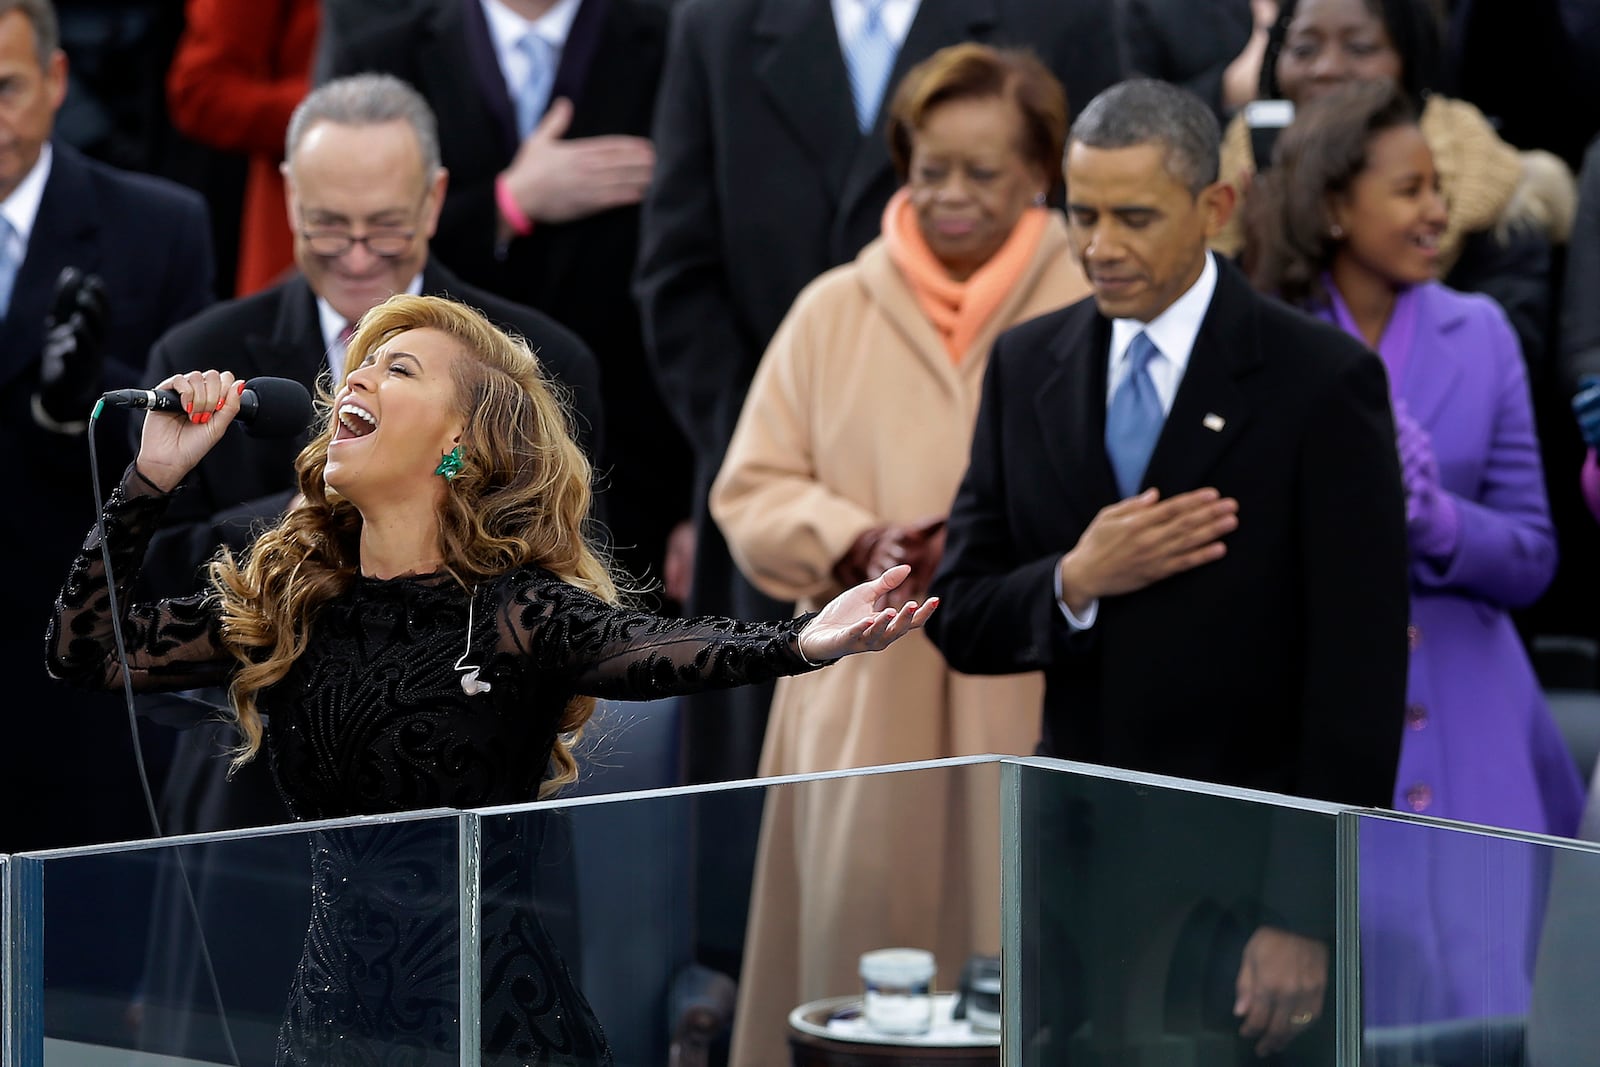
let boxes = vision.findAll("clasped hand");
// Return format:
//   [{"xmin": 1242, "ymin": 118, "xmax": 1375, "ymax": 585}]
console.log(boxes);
[
  {"xmin": 798, "ymin": 565, "xmax": 938, "ymax": 663},
  {"xmin": 834, "ymin": 516, "xmax": 947, "ymax": 609},
  {"xmin": 1394, "ymin": 401, "xmax": 1456, "ymax": 557}
]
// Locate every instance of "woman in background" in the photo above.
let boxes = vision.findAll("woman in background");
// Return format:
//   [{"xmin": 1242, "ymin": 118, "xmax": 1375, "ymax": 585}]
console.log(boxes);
[
  {"xmin": 711, "ymin": 44, "xmax": 1089, "ymax": 1067},
  {"xmin": 1216, "ymin": 0, "xmax": 1574, "ymax": 372},
  {"xmin": 1245, "ymin": 81, "xmax": 1586, "ymax": 1026}
]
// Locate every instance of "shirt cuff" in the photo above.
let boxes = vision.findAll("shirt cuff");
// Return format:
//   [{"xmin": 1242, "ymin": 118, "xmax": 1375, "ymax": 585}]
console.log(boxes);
[
  {"xmin": 31, "ymin": 394, "xmax": 88, "ymax": 436},
  {"xmin": 1052, "ymin": 562, "xmax": 1098, "ymax": 630}
]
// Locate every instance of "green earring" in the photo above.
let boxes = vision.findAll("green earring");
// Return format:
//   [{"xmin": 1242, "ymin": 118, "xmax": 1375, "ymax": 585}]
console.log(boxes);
[{"xmin": 434, "ymin": 445, "xmax": 465, "ymax": 481}]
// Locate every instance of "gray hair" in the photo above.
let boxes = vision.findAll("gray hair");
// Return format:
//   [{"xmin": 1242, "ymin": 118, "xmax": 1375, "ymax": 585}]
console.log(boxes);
[
  {"xmin": 0, "ymin": 0, "xmax": 59, "ymax": 67},
  {"xmin": 285, "ymin": 73, "xmax": 441, "ymax": 174},
  {"xmin": 1068, "ymin": 79, "xmax": 1221, "ymax": 196}
]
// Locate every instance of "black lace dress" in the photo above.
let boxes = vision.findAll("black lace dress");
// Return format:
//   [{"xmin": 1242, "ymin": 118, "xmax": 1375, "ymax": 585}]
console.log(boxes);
[{"xmin": 48, "ymin": 468, "xmax": 821, "ymax": 1066}]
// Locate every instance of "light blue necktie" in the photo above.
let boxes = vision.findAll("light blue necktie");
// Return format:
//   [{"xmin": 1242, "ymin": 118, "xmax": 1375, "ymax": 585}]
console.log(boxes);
[
  {"xmin": 514, "ymin": 31, "xmax": 557, "ymax": 139},
  {"xmin": 844, "ymin": 0, "xmax": 896, "ymax": 135},
  {"xmin": 1105, "ymin": 332, "xmax": 1166, "ymax": 497},
  {"xmin": 0, "ymin": 216, "xmax": 18, "ymax": 322}
]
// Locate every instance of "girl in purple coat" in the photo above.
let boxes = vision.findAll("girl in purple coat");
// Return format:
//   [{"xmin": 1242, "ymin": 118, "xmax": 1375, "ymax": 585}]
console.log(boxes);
[{"xmin": 1245, "ymin": 81, "xmax": 1586, "ymax": 1027}]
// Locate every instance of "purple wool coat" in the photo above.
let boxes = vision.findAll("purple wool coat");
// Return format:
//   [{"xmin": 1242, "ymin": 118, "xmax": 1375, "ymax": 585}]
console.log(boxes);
[{"xmin": 1323, "ymin": 281, "xmax": 1586, "ymax": 1025}]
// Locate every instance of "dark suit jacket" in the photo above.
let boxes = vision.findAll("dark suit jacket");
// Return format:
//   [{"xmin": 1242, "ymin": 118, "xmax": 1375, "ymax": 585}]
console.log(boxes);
[
  {"xmin": 3, "ymin": 141, "xmax": 213, "ymax": 852},
  {"xmin": 140, "ymin": 258, "xmax": 603, "ymax": 597},
  {"xmin": 927, "ymin": 260, "xmax": 1409, "ymax": 811},
  {"xmin": 329, "ymin": 0, "xmax": 691, "ymax": 582},
  {"xmin": 1118, "ymin": 0, "xmax": 1252, "ymax": 120},
  {"xmin": 635, "ymin": 0, "xmax": 1126, "ymax": 474}
]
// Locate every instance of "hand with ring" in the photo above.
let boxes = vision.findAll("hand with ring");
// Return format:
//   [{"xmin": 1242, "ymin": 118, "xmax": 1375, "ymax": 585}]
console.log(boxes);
[{"xmin": 1233, "ymin": 925, "xmax": 1328, "ymax": 1055}]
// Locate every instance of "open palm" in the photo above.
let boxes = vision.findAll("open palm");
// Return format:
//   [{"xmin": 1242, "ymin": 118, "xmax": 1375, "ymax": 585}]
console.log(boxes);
[{"xmin": 798, "ymin": 565, "xmax": 940, "ymax": 663}]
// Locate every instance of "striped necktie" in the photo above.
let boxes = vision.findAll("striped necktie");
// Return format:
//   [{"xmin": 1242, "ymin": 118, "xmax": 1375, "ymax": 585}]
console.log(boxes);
[
  {"xmin": 0, "ymin": 215, "xmax": 19, "ymax": 321},
  {"xmin": 514, "ymin": 30, "xmax": 557, "ymax": 138},
  {"xmin": 1105, "ymin": 332, "xmax": 1166, "ymax": 497},
  {"xmin": 844, "ymin": 0, "xmax": 896, "ymax": 135}
]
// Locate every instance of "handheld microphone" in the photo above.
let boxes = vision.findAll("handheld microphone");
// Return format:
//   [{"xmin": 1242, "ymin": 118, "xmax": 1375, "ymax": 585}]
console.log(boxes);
[{"xmin": 101, "ymin": 376, "xmax": 314, "ymax": 438}]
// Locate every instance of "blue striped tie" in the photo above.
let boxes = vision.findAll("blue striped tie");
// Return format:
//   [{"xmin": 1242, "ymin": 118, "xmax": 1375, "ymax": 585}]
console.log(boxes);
[
  {"xmin": 0, "ymin": 216, "xmax": 18, "ymax": 321},
  {"xmin": 514, "ymin": 31, "xmax": 557, "ymax": 139},
  {"xmin": 844, "ymin": 0, "xmax": 896, "ymax": 135},
  {"xmin": 1105, "ymin": 332, "xmax": 1166, "ymax": 497}
]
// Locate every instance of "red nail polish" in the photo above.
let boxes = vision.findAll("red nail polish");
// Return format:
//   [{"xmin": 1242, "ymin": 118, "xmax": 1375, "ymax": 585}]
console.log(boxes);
[
  {"xmin": 236, "ymin": 381, "xmax": 247, "ymax": 395},
  {"xmin": 214, "ymin": 398, "xmax": 225, "ymax": 412},
  {"xmin": 199, "ymin": 412, "xmax": 210, "ymax": 424},
  {"xmin": 184, "ymin": 400, "xmax": 192, "ymax": 414}
]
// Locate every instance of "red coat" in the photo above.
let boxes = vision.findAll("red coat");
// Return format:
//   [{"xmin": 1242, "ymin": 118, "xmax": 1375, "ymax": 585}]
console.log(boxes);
[{"xmin": 167, "ymin": 0, "xmax": 319, "ymax": 295}]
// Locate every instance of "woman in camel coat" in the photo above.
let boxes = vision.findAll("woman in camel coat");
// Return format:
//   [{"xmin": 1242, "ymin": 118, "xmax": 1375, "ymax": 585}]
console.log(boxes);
[{"xmin": 710, "ymin": 44, "xmax": 1090, "ymax": 1067}]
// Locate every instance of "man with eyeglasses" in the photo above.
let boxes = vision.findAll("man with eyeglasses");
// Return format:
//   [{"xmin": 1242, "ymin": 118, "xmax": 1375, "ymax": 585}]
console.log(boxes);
[
  {"xmin": 130, "ymin": 73, "xmax": 602, "ymax": 839},
  {"xmin": 139, "ymin": 72, "xmax": 601, "ymax": 603}
]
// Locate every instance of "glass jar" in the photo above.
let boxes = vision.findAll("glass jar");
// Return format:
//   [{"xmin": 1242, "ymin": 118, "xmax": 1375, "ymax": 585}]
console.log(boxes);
[{"xmin": 859, "ymin": 948, "xmax": 936, "ymax": 1036}]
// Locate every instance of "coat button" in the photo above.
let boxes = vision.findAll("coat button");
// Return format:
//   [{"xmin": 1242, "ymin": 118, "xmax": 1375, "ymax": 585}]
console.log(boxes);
[
  {"xmin": 1404, "ymin": 784, "xmax": 1433, "ymax": 812},
  {"xmin": 1407, "ymin": 625, "xmax": 1422, "ymax": 650},
  {"xmin": 1406, "ymin": 704, "xmax": 1429, "ymax": 731}
]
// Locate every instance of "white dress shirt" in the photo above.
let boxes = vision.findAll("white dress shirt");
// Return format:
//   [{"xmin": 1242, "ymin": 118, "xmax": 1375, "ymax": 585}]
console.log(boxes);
[
  {"xmin": 481, "ymin": 0, "xmax": 583, "ymax": 115},
  {"xmin": 318, "ymin": 271, "xmax": 426, "ymax": 386},
  {"xmin": 0, "ymin": 141, "xmax": 53, "ymax": 271},
  {"xmin": 830, "ymin": 0, "xmax": 920, "ymax": 53},
  {"xmin": 1056, "ymin": 252, "xmax": 1221, "ymax": 628}
]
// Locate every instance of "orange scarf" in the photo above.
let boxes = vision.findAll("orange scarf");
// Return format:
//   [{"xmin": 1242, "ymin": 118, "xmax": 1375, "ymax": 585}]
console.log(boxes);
[{"xmin": 881, "ymin": 187, "xmax": 1050, "ymax": 363}]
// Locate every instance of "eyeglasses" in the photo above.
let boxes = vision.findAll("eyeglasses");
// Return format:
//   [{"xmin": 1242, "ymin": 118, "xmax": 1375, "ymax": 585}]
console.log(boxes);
[{"xmin": 299, "ymin": 228, "xmax": 417, "ymax": 258}]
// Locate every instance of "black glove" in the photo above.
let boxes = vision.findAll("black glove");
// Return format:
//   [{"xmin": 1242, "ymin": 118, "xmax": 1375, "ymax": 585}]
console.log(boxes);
[
  {"xmin": 1576, "ymin": 375, "xmax": 1600, "ymax": 450},
  {"xmin": 34, "ymin": 267, "xmax": 108, "ymax": 429}
]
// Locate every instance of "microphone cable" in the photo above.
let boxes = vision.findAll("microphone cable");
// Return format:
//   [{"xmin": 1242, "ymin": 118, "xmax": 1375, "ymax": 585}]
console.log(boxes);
[{"xmin": 86, "ymin": 400, "xmax": 243, "ymax": 1067}]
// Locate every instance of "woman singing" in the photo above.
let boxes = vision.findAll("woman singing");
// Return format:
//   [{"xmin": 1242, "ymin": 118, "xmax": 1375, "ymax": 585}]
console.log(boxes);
[{"xmin": 47, "ymin": 293, "xmax": 935, "ymax": 1065}]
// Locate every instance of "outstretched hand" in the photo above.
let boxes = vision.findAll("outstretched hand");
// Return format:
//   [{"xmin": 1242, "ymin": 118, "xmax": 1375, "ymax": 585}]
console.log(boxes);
[{"xmin": 797, "ymin": 565, "xmax": 939, "ymax": 664}]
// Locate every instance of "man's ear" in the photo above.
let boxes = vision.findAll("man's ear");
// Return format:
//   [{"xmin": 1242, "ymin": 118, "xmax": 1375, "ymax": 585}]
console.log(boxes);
[
  {"xmin": 45, "ymin": 49, "xmax": 67, "ymax": 113},
  {"xmin": 422, "ymin": 167, "xmax": 449, "ymax": 240},
  {"xmin": 280, "ymin": 165, "xmax": 297, "ymax": 228},
  {"xmin": 1200, "ymin": 179, "xmax": 1237, "ymax": 239}
]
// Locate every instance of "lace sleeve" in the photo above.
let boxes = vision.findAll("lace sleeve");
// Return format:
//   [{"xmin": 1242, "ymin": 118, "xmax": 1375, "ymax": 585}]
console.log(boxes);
[
  {"xmin": 497, "ymin": 570, "xmax": 823, "ymax": 700},
  {"xmin": 46, "ymin": 466, "xmax": 233, "ymax": 693}
]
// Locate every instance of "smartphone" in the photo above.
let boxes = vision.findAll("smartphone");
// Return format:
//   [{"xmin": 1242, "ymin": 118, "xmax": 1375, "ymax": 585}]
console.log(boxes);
[{"xmin": 1243, "ymin": 99, "xmax": 1295, "ymax": 171}]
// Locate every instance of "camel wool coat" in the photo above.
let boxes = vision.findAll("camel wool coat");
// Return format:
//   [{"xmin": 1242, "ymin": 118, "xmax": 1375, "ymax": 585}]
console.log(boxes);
[{"xmin": 711, "ymin": 211, "xmax": 1089, "ymax": 1067}]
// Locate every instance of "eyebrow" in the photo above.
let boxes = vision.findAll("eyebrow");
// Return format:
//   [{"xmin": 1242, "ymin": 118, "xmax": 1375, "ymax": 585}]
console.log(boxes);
[
  {"xmin": 364, "ymin": 348, "xmax": 426, "ymax": 372},
  {"xmin": 304, "ymin": 208, "xmax": 412, "ymax": 225},
  {"xmin": 1065, "ymin": 204, "xmax": 1162, "ymax": 221}
]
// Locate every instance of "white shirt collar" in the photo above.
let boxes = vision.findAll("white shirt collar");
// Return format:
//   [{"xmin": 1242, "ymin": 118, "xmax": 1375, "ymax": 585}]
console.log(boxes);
[
  {"xmin": 481, "ymin": 0, "xmax": 581, "ymax": 89},
  {"xmin": 317, "ymin": 271, "xmax": 427, "ymax": 386},
  {"xmin": 1106, "ymin": 251, "xmax": 1219, "ymax": 414},
  {"xmin": 0, "ymin": 141, "xmax": 53, "ymax": 249},
  {"xmin": 831, "ymin": 0, "xmax": 920, "ymax": 49}
]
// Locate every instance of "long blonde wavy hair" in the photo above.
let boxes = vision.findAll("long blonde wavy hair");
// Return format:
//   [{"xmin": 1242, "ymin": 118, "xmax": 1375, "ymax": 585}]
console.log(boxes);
[{"xmin": 209, "ymin": 293, "xmax": 617, "ymax": 795}]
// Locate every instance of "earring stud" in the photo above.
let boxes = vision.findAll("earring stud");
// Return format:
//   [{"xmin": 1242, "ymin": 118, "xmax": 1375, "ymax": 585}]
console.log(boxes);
[{"xmin": 434, "ymin": 445, "xmax": 465, "ymax": 481}]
